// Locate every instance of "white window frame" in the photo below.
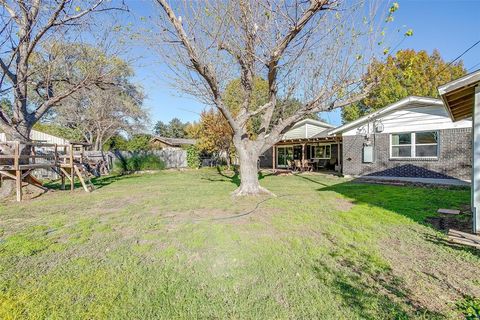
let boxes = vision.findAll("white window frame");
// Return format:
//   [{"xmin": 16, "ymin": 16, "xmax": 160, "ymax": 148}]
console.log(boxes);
[
  {"xmin": 390, "ymin": 131, "xmax": 439, "ymax": 159},
  {"xmin": 310, "ymin": 144, "xmax": 332, "ymax": 160}
]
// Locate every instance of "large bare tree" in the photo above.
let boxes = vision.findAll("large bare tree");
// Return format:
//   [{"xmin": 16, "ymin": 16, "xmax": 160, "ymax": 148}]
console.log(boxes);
[
  {"xmin": 151, "ymin": 0, "xmax": 391, "ymax": 195},
  {"xmin": 0, "ymin": 0, "xmax": 126, "ymax": 144}
]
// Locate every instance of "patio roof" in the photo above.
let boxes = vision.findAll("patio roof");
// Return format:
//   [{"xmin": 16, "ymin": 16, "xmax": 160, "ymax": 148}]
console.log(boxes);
[
  {"xmin": 275, "ymin": 135, "xmax": 340, "ymax": 145},
  {"xmin": 438, "ymin": 69, "xmax": 480, "ymax": 121}
]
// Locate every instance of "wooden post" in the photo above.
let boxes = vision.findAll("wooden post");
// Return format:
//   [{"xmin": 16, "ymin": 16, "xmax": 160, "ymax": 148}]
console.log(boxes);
[
  {"xmin": 14, "ymin": 142, "xmax": 21, "ymax": 201},
  {"xmin": 337, "ymin": 138, "xmax": 341, "ymax": 174},
  {"xmin": 302, "ymin": 143, "xmax": 305, "ymax": 171},
  {"xmin": 272, "ymin": 146, "xmax": 276, "ymax": 172},
  {"xmin": 69, "ymin": 145, "xmax": 74, "ymax": 191},
  {"xmin": 15, "ymin": 169, "xmax": 22, "ymax": 202},
  {"xmin": 54, "ymin": 144, "xmax": 58, "ymax": 166}
]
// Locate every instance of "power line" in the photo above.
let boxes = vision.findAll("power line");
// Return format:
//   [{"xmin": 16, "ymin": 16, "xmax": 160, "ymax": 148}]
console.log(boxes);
[
  {"xmin": 468, "ymin": 61, "xmax": 480, "ymax": 73},
  {"xmin": 431, "ymin": 39, "xmax": 480, "ymax": 81},
  {"xmin": 448, "ymin": 39, "xmax": 480, "ymax": 67}
]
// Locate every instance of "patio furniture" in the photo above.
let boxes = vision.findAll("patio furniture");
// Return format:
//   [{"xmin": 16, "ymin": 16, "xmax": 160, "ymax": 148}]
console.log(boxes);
[
  {"xmin": 287, "ymin": 159, "xmax": 296, "ymax": 171},
  {"xmin": 302, "ymin": 160, "xmax": 313, "ymax": 172},
  {"xmin": 310, "ymin": 159, "xmax": 319, "ymax": 171},
  {"xmin": 292, "ymin": 159, "xmax": 301, "ymax": 172}
]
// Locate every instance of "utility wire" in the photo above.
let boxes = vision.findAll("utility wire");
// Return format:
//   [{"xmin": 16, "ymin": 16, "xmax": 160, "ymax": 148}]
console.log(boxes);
[
  {"xmin": 468, "ymin": 61, "xmax": 480, "ymax": 73},
  {"xmin": 430, "ymin": 39, "xmax": 480, "ymax": 81}
]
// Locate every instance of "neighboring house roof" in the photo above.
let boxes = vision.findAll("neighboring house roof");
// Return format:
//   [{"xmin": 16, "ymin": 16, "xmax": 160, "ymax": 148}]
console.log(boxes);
[
  {"xmin": 151, "ymin": 136, "xmax": 196, "ymax": 147},
  {"xmin": 328, "ymin": 96, "xmax": 444, "ymax": 135},
  {"xmin": 438, "ymin": 69, "xmax": 480, "ymax": 122}
]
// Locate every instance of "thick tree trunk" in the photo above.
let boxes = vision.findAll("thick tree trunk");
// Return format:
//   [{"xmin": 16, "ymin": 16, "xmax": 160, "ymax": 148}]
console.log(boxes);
[
  {"xmin": 231, "ymin": 141, "xmax": 272, "ymax": 196},
  {"xmin": 0, "ymin": 124, "xmax": 32, "ymax": 199}
]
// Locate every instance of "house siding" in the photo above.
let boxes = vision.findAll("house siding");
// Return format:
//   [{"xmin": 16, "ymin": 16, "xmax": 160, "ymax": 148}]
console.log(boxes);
[
  {"xmin": 342, "ymin": 103, "xmax": 472, "ymax": 136},
  {"xmin": 259, "ymin": 147, "xmax": 273, "ymax": 168},
  {"xmin": 342, "ymin": 127, "xmax": 471, "ymax": 180}
]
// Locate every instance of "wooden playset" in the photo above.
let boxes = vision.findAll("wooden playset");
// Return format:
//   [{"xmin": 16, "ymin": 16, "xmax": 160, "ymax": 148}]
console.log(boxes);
[{"xmin": 0, "ymin": 141, "xmax": 94, "ymax": 201}]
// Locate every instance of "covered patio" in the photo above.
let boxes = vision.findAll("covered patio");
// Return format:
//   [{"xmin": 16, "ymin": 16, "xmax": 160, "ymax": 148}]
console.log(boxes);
[
  {"xmin": 439, "ymin": 69, "xmax": 480, "ymax": 234},
  {"xmin": 272, "ymin": 136, "xmax": 342, "ymax": 173}
]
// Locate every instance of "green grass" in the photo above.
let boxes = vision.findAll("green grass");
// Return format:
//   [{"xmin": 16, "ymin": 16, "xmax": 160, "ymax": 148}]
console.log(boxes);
[{"xmin": 0, "ymin": 169, "xmax": 479, "ymax": 319}]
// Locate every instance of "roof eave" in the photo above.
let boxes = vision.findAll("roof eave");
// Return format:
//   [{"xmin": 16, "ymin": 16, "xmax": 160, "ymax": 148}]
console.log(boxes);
[{"xmin": 328, "ymin": 96, "xmax": 443, "ymax": 135}]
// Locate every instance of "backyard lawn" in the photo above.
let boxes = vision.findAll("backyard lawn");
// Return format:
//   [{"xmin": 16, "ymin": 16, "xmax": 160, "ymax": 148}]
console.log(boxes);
[{"xmin": 0, "ymin": 169, "xmax": 479, "ymax": 319}]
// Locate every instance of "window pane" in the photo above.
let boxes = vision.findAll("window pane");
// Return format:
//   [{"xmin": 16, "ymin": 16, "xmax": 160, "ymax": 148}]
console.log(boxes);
[
  {"xmin": 392, "ymin": 146, "xmax": 411, "ymax": 157},
  {"xmin": 416, "ymin": 145, "xmax": 438, "ymax": 157},
  {"xmin": 325, "ymin": 145, "xmax": 331, "ymax": 158},
  {"xmin": 392, "ymin": 133, "xmax": 411, "ymax": 145},
  {"xmin": 416, "ymin": 131, "xmax": 437, "ymax": 144},
  {"xmin": 315, "ymin": 146, "xmax": 324, "ymax": 158}
]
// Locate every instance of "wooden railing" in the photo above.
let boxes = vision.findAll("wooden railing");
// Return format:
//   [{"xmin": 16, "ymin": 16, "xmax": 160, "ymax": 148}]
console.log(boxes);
[{"xmin": 0, "ymin": 141, "xmax": 86, "ymax": 170}]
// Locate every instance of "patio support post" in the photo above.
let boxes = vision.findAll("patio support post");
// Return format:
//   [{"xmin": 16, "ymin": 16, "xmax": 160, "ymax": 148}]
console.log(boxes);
[
  {"xmin": 337, "ymin": 138, "xmax": 341, "ymax": 174},
  {"xmin": 473, "ymin": 85, "xmax": 480, "ymax": 234},
  {"xmin": 272, "ymin": 146, "xmax": 276, "ymax": 172},
  {"xmin": 302, "ymin": 144, "xmax": 305, "ymax": 164}
]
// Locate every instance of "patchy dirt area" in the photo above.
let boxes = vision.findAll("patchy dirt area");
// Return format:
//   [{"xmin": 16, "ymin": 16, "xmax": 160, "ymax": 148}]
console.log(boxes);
[
  {"xmin": 425, "ymin": 214, "xmax": 473, "ymax": 233},
  {"xmin": 379, "ymin": 229, "xmax": 480, "ymax": 315},
  {"xmin": 332, "ymin": 197, "xmax": 355, "ymax": 212},
  {"xmin": 425, "ymin": 204, "xmax": 473, "ymax": 233}
]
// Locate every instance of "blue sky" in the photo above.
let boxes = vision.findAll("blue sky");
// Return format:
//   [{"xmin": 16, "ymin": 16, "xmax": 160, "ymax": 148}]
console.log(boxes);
[{"xmin": 128, "ymin": 0, "xmax": 480, "ymax": 129}]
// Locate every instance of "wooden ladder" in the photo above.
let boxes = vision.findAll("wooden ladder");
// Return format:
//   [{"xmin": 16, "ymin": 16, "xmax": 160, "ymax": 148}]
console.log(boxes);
[{"xmin": 73, "ymin": 163, "xmax": 94, "ymax": 192}]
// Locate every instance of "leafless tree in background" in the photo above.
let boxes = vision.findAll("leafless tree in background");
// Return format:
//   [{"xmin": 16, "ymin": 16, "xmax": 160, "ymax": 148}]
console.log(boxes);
[
  {"xmin": 151, "ymin": 0, "xmax": 390, "ymax": 195},
  {"xmin": 57, "ymin": 82, "xmax": 147, "ymax": 151},
  {"xmin": 0, "ymin": 0, "xmax": 127, "ymax": 144}
]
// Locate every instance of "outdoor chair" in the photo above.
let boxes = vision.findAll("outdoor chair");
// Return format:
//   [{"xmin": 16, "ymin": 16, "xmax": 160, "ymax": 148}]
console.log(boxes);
[
  {"xmin": 287, "ymin": 159, "xmax": 295, "ymax": 171},
  {"xmin": 294, "ymin": 160, "xmax": 302, "ymax": 172},
  {"xmin": 302, "ymin": 160, "xmax": 313, "ymax": 172}
]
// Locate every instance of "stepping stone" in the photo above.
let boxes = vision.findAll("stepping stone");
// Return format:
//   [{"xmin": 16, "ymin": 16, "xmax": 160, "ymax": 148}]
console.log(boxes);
[{"xmin": 437, "ymin": 208, "xmax": 461, "ymax": 215}]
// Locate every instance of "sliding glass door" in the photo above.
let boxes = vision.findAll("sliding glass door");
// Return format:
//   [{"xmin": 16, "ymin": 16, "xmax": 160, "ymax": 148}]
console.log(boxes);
[{"xmin": 277, "ymin": 146, "xmax": 293, "ymax": 168}]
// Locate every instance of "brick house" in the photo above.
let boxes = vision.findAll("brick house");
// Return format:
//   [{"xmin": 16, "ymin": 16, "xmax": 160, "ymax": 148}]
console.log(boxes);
[
  {"xmin": 328, "ymin": 96, "xmax": 472, "ymax": 181},
  {"xmin": 263, "ymin": 96, "xmax": 472, "ymax": 182}
]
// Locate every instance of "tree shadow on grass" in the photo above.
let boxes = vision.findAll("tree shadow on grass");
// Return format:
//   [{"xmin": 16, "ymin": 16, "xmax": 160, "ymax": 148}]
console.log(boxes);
[
  {"xmin": 318, "ymin": 179, "xmax": 477, "ymax": 256},
  {"xmin": 45, "ymin": 174, "xmax": 137, "ymax": 191},
  {"xmin": 311, "ymin": 253, "xmax": 444, "ymax": 319},
  {"xmin": 319, "ymin": 179, "xmax": 470, "ymax": 224},
  {"xmin": 201, "ymin": 167, "xmax": 273, "ymax": 187},
  {"xmin": 293, "ymin": 173, "xmax": 330, "ymax": 187}
]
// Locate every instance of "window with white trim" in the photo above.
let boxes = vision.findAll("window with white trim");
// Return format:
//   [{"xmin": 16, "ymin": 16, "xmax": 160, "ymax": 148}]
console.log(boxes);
[
  {"xmin": 311, "ymin": 144, "xmax": 331, "ymax": 159},
  {"xmin": 390, "ymin": 131, "xmax": 439, "ymax": 158}
]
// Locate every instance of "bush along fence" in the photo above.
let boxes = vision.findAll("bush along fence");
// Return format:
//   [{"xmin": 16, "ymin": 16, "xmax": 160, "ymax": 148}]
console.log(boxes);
[
  {"xmin": 186, "ymin": 145, "xmax": 201, "ymax": 169},
  {"xmin": 112, "ymin": 149, "xmax": 187, "ymax": 173}
]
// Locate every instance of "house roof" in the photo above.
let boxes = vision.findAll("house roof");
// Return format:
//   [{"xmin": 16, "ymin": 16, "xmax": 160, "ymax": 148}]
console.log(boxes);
[
  {"xmin": 328, "ymin": 96, "xmax": 444, "ymax": 135},
  {"xmin": 150, "ymin": 136, "xmax": 196, "ymax": 146},
  {"xmin": 438, "ymin": 69, "xmax": 480, "ymax": 122},
  {"xmin": 290, "ymin": 118, "xmax": 335, "ymax": 129},
  {"xmin": 279, "ymin": 118, "xmax": 334, "ymax": 141},
  {"xmin": 312, "ymin": 130, "xmax": 331, "ymax": 138}
]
